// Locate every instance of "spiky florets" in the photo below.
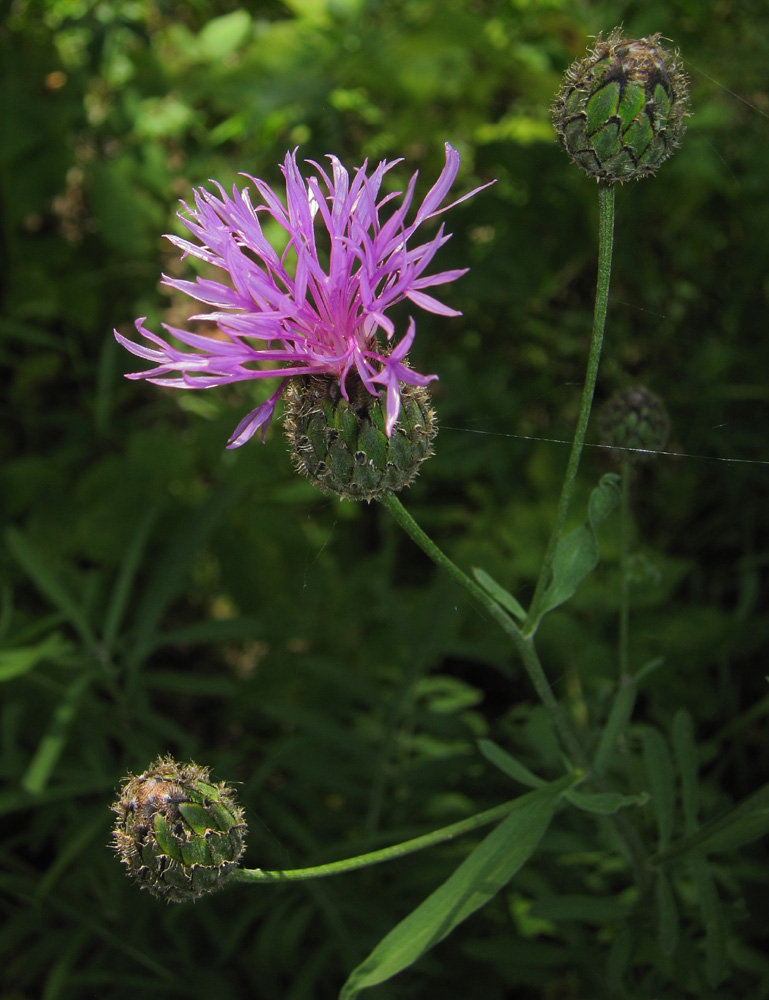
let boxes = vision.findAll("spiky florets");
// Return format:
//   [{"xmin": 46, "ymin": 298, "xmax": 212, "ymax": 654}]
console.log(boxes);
[
  {"xmin": 111, "ymin": 756, "xmax": 246, "ymax": 903},
  {"xmin": 284, "ymin": 375, "xmax": 437, "ymax": 502},
  {"xmin": 552, "ymin": 28, "xmax": 690, "ymax": 182}
]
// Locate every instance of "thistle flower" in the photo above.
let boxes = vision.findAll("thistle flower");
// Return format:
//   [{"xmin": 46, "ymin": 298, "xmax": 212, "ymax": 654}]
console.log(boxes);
[
  {"xmin": 115, "ymin": 144, "xmax": 488, "ymax": 453},
  {"xmin": 111, "ymin": 756, "xmax": 246, "ymax": 903},
  {"xmin": 552, "ymin": 28, "xmax": 690, "ymax": 182}
]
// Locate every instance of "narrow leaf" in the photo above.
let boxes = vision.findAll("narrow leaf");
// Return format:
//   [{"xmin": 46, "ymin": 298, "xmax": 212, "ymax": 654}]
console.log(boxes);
[
  {"xmin": 339, "ymin": 773, "xmax": 578, "ymax": 999},
  {"xmin": 593, "ymin": 675, "xmax": 637, "ymax": 775},
  {"xmin": 672, "ymin": 708, "xmax": 699, "ymax": 835},
  {"xmin": 692, "ymin": 859, "xmax": 728, "ymax": 986},
  {"xmin": 477, "ymin": 739, "xmax": 544, "ymax": 789},
  {"xmin": 529, "ymin": 894, "xmax": 629, "ymax": 923},
  {"xmin": 565, "ymin": 789, "xmax": 648, "ymax": 814},
  {"xmin": 642, "ymin": 727, "xmax": 675, "ymax": 851},
  {"xmin": 658, "ymin": 782, "xmax": 769, "ymax": 862},
  {"xmin": 634, "ymin": 655, "xmax": 665, "ymax": 683},
  {"xmin": 605, "ymin": 926, "xmax": 632, "ymax": 993},
  {"xmin": 21, "ymin": 674, "xmax": 91, "ymax": 793},
  {"xmin": 102, "ymin": 503, "xmax": 161, "ymax": 651},
  {"xmin": 5, "ymin": 529, "xmax": 97, "ymax": 649},
  {"xmin": 0, "ymin": 633, "xmax": 71, "ymax": 682},
  {"xmin": 151, "ymin": 616, "xmax": 265, "ymax": 648},
  {"xmin": 127, "ymin": 484, "xmax": 241, "ymax": 668},
  {"xmin": 472, "ymin": 568, "xmax": 526, "ymax": 622},
  {"xmin": 655, "ymin": 871, "xmax": 679, "ymax": 955}
]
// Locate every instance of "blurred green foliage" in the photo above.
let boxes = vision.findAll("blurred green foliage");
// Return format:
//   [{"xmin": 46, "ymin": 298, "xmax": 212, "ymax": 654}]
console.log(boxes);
[{"xmin": 1, "ymin": 0, "xmax": 769, "ymax": 997}]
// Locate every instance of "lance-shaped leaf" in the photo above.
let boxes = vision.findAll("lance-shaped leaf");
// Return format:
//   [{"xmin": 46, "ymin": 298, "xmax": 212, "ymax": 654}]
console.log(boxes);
[
  {"xmin": 472, "ymin": 568, "xmax": 526, "ymax": 622},
  {"xmin": 532, "ymin": 473, "xmax": 620, "ymax": 627},
  {"xmin": 656, "ymin": 781, "xmax": 769, "ymax": 863},
  {"xmin": 642, "ymin": 726, "xmax": 675, "ymax": 852},
  {"xmin": 339, "ymin": 772, "xmax": 578, "ymax": 999},
  {"xmin": 479, "ymin": 739, "xmax": 644, "ymax": 814}
]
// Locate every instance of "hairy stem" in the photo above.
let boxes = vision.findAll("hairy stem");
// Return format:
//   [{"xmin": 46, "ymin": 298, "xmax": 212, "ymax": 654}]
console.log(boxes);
[{"xmin": 525, "ymin": 181, "xmax": 616, "ymax": 635}]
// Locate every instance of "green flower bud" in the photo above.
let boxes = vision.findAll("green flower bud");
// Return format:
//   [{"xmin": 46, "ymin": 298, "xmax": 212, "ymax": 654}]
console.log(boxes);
[
  {"xmin": 598, "ymin": 386, "xmax": 670, "ymax": 462},
  {"xmin": 284, "ymin": 375, "xmax": 437, "ymax": 502},
  {"xmin": 111, "ymin": 756, "xmax": 246, "ymax": 903},
  {"xmin": 552, "ymin": 28, "xmax": 690, "ymax": 182}
]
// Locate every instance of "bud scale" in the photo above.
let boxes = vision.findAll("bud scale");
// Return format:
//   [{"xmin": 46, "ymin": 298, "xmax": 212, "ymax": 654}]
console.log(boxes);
[
  {"xmin": 553, "ymin": 28, "xmax": 690, "ymax": 183},
  {"xmin": 598, "ymin": 386, "xmax": 670, "ymax": 461},
  {"xmin": 284, "ymin": 375, "xmax": 437, "ymax": 501},
  {"xmin": 111, "ymin": 756, "xmax": 246, "ymax": 903}
]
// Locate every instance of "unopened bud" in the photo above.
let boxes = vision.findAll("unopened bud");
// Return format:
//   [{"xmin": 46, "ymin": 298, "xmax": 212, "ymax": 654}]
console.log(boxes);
[
  {"xmin": 552, "ymin": 28, "xmax": 690, "ymax": 182},
  {"xmin": 598, "ymin": 386, "xmax": 670, "ymax": 461},
  {"xmin": 111, "ymin": 756, "xmax": 246, "ymax": 903},
  {"xmin": 284, "ymin": 375, "xmax": 437, "ymax": 501}
]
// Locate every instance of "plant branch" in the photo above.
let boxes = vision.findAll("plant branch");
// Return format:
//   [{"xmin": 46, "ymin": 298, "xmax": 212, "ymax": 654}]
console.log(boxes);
[
  {"xmin": 229, "ymin": 799, "xmax": 516, "ymax": 884},
  {"xmin": 524, "ymin": 181, "xmax": 616, "ymax": 634},
  {"xmin": 377, "ymin": 492, "xmax": 588, "ymax": 770}
]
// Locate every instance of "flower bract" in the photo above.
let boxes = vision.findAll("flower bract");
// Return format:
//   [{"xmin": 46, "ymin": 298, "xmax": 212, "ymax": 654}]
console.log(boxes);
[{"xmin": 116, "ymin": 144, "xmax": 488, "ymax": 447}]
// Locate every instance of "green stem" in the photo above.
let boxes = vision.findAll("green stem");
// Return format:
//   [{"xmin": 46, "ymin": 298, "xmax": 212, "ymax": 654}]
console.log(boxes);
[
  {"xmin": 377, "ymin": 492, "xmax": 588, "ymax": 771},
  {"xmin": 229, "ymin": 799, "xmax": 516, "ymax": 884},
  {"xmin": 618, "ymin": 458, "xmax": 632, "ymax": 678},
  {"xmin": 524, "ymin": 182, "xmax": 616, "ymax": 635},
  {"xmin": 377, "ymin": 492, "xmax": 649, "ymax": 889}
]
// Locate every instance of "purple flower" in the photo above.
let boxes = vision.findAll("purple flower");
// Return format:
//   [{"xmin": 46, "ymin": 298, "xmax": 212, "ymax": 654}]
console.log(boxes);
[{"xmin": 116, "ymin": 143, "xmax": 489, "ymax": 448}]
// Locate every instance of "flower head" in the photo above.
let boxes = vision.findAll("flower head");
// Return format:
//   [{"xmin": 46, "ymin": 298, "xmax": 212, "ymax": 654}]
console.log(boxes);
[
  {"xmin": 111, "ymin": 756, "xmax": 246, "ymax": 903},
  {"xmin": 552, "ymin": 28, "xmax": 690, "ymax": 183},
  {"xmin": 116, "ymin": 143, "xmax": 488, "ymax": 448},
  {"xmin": 598, "ymin": 386, "xmax": 671, "ymax": 462}
]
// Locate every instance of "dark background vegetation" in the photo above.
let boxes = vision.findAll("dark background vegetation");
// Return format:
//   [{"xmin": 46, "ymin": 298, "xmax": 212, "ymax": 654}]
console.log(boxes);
[{"xmin": 1, "ymin": 0, "xmax": 768, "ymax": 997}]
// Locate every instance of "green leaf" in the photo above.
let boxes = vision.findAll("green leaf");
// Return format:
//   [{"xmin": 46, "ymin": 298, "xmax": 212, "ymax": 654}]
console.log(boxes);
[
  {"xmin": 692, "ymin": 859, "xmax": 728, "ymax": 986},
  {"xmin": 196, "ymin": 10, "xmax": 252, "ymax": 60},
  {"xmin": 472, "ymin": 568, "xmax": 526, "ymax": 621},
  {"xmin": 0, "ymin": 633, "xmax": 71, "ymax": 682},
  {"xmin": 144, "ymin": 670, "xmax": 236, "ymax": 697},
  {"xmin": 672, "ymin": 708, "xmax": 699, "ymax": 835},
  {"xmin": 642, "ymin": 727, "xmax": 675, "ymax": 851},
  {"xmin": 126, "ymin": 484, "xmax": 242, "ymax": 670},
  {"xmin": 593, "ymin": 675, "xmax": 637, "ymax": 775},
  {"xmin": 151, "ymin": 616, "xmax": 265, "ymax": 649},
  {"xmin": 659, "ymin": 782, "xmax": 769, "ymax": 861},
  {"xmin": 477, "ymin": 739, "xmax": 544, "ymax": 788},
  {"xmin": 34, "ymin": 814, "xmax": 106, "ymax": 902},
  {"xmin": 5, "ymin": 529, "xmax": 97, "ymax": 651},
  {"xmin": 536, "ymin": 474, "xmax": 621, "ymax": 620},
  {"xmin": 655, "ymin": 871, "xmax": 679, "ymax": 955},
  {"xmin": 529, "ymin": 893, "xmax": 629, "ymax": 923},
  {"xmin": 338, "ymin": 773, "xmax": 578, "ymax": 999},
  {"xmin": 565, "ymin": 789, "xmax": 649, "ymax": 814},
  {"xmin": 102, "ymin": 503, "xmax": 161, "ymax": 653},
  {"xmin": 21, "ymin": 673, "xmax": 91, "ymax": 794},
  {"xmin": 605, "ymin": 926, "xmax": 632, "ymax": 993},
  {"xmin": 634, "ymin": 655, "xmax": 665, "ymax": 683}
]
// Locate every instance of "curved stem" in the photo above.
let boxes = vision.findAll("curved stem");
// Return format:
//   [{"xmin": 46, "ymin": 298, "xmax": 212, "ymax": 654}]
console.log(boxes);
[
  {"xmin": 229, "ymin": 799, "xmax": 516, "ymax": 885},
  {"xmin": 524, "ymin": 182, "xmax": 616, "ymax": 635},
  {"xmin": 377, "ymin": 492, "xmax": 588, "ymax": 771}
]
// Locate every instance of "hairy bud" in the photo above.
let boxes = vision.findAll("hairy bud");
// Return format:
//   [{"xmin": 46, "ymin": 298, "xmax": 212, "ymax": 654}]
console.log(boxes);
[
  {"xmin": 111, "ymin": 756, "xmax": 246, "ymax": 903},
  {"xmin": 598, "ymin": 386, "xmax": 670, "ymax": 461},
  {"xmin": 552, "ymin": 28, "xmax": 690, "ymax": 182},
  {"xmin": 284, "ymin": 375, "xmax": 437, "ymax": 501}
]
